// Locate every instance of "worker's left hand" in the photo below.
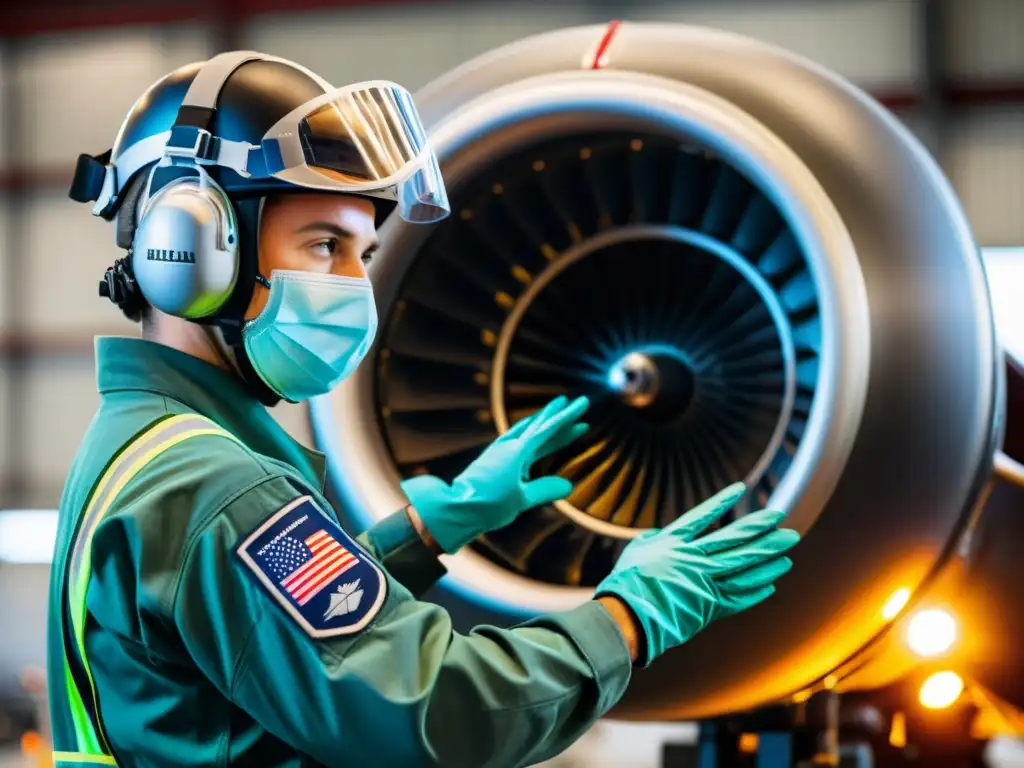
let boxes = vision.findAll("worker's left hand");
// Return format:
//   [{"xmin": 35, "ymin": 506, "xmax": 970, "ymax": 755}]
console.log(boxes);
[{"xmin": 401, "ymin": 395, "xmax": 589, "ymax": 553}]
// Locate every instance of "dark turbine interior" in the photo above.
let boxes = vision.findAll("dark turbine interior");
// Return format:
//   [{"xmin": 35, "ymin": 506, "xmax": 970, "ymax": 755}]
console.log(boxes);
[{"xmin": 375, "ymin": 131, "xmax": 819, "ymax": 587}]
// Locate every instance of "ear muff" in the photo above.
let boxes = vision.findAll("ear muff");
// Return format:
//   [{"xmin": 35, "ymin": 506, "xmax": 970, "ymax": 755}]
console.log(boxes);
[{"xmin": 131, "ymin": 169, "xmax": 240, "ymax": 319}]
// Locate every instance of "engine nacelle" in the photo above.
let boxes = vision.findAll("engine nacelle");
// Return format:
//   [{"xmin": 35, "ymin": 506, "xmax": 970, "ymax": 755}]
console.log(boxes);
[{"xmin": 311, "ymin": 22, "xmax": 1002, "ymax": 720}]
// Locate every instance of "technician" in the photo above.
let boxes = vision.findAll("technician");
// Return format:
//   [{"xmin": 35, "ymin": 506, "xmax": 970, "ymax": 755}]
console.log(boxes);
[{"xmin": 48, "ymin": 51, "xmax": 800, "ymax": 767}]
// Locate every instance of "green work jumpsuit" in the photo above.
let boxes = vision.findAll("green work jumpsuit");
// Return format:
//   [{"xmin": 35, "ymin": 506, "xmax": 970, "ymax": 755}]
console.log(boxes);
[{"xmin": 46, "ymin": 337, "xmax": 632, "ymax": 767}]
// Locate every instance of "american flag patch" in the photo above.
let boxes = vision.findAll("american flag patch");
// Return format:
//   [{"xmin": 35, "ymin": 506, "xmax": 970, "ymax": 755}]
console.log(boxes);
[
  {"xmin": 236, "ymin": 496, "xmax": 387, "ymax": 638},
  {"xmin": 270, "ymin": 528, "xmax": 358, "ymax": 606}
]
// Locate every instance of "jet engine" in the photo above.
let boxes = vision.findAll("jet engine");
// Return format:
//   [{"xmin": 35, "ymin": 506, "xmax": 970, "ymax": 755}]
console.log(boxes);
[{"xmin": 310, "ymin": 22, "xmax": 1007, "ymax": 722}]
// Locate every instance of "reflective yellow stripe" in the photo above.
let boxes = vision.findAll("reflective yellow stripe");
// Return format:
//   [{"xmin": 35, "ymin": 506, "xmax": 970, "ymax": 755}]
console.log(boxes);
[
  {"xmin": 66, "ymin": 416, "xmax": 192, "ymax": 757},
  {"xmin": 69, "ymin": 416, "xmax": 190, "ymax": 642},
  {"xmin": 64, "ymin": 650, "xmax": 98, "ymax": 756},
  {"xmin": 52, "ymin": 751, "xmax": 118, "ymax": 765},
  {"xmin": 76, "ymin": 428, "xmax": 238, "ymax": 757},
  {"xmin": 62, "ymin": 414, "xmax": 239, "ymax": 765}
]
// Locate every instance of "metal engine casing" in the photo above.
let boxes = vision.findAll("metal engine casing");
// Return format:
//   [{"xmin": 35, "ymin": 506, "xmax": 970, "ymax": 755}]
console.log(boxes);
[{"xmin": 310, "ymin": 22, "xmax": 1002, "ymax": 720}]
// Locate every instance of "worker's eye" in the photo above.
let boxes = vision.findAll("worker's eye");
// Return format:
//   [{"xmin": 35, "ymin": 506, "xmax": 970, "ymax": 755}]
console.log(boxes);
[
  {"xmin": 312, "ymin": 238, "xmax": 338, "ymax": 256},
  {"xmin": 361, "ymin": 250, "xmax": 376, "ymax": 265}
]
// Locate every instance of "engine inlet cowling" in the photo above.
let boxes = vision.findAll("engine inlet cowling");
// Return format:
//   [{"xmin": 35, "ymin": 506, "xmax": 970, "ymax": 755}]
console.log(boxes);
[{"xmin": 312, "ymin": 23, "xmax": 999, "ymax": 720}]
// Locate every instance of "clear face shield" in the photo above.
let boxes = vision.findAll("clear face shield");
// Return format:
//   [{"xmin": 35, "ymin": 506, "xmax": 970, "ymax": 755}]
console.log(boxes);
[{"xmin": 260, "ymin": 81, "xmax": 450, "ymax": 224}]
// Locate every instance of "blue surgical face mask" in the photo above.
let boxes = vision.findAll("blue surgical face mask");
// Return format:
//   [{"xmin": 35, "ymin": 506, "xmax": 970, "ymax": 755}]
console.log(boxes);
[{"xmin": 242, "ymin": 269, "xmax": 378, "ymax": 402}]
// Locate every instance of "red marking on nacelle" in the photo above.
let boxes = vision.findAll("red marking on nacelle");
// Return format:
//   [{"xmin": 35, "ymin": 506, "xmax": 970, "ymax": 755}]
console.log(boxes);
[{"xmin": 588, "ymin": 19, "xmax": 622, "ymax": 70}]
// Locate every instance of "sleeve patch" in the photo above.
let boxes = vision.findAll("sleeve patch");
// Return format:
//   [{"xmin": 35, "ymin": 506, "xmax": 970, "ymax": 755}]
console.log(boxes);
[{"xmin": 236, "ymin": 496, "xmax": 387, "ymax": 639}]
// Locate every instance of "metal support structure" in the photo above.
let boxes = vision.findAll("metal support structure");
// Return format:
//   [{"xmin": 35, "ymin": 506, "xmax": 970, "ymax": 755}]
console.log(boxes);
[
  {"xmin": 658, "ymin": 681, "xmax": 996, "ymax": 768},
  {"xmin": 661, "ymin": 692, "xmax": 867, "ymax": 768},
  {"xmin": 919, "ymin": 0, "xmax": 950, "ymax": 166},
  {"xmin": 1, "ymin": 39, "xmax": 28, "ymax": 508},
  {"xmin": 212, "ymin": 0, "xmax": 245, "ymax": 54}
]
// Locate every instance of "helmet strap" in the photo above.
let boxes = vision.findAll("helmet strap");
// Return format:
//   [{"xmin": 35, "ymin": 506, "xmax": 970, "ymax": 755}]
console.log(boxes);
[
  {"xmin": 210, "ymin": 195, "xmax": 283, "ymax": 407},
  {"xmin": 203, "ymin": 319, "xmax": 281, "ymax": 407}
]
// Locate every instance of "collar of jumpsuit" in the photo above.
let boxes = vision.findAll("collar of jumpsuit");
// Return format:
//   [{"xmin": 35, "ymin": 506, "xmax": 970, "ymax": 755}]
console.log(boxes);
[{"xmin": 93, "ymin": 335, "xmax": 328, "ymax": 490}]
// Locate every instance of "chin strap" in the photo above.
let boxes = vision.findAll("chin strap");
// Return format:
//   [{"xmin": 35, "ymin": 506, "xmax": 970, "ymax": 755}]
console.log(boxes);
[
  {"xmin": 204, "ymin": 195, "xmax": 283, "ymax": 407},
  {"xmin": 212, "ymin": 317, "xmax": 283, "ymax": 407}
]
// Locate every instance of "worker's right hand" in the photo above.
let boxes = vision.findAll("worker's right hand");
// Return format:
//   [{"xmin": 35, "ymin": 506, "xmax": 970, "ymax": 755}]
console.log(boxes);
[
  {"xmin": 595, "ymin": 482, "xmax": 799, "ymax": 666},
  {"xmin": 401, "ymin": 395, "xmax": 590, "ymax": 554}
]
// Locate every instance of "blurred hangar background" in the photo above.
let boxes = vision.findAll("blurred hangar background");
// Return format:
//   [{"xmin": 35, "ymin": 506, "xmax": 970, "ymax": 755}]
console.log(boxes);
[{"xmin": 0, "ymin": 0, "xmax": 1022, "ymax": 765}]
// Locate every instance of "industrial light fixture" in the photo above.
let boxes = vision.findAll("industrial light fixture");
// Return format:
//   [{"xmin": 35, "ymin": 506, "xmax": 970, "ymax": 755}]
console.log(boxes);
[
  {"xmin": 919, "ymin": 671, "xmax": 965, "ymax": 710},
  {"xmin": 906, "ymin": 608, "xmax": 958, "ymax": 657}
]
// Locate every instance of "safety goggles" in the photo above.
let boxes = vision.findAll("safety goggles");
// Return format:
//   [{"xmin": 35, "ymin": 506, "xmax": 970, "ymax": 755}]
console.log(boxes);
[
  {"xmin": 259, "ymin": 80, "xmax": 449, "ymax": 223},
  {"xmin": 91, "ymin": 80, "xmax": 450, "ymax": 225}
]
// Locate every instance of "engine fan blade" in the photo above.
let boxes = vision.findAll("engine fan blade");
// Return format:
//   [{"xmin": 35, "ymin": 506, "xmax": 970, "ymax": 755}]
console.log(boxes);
[
  {"xmin": 479, "ymin": 507, "xmax": 572, "ymax": 572},
  {"xmin": 384, "ymin": 411, "xmax": 495, "ymax": 465},
  {"xmin": 381, "ymin": 356, "xmax": 491, "ymax": 414}
]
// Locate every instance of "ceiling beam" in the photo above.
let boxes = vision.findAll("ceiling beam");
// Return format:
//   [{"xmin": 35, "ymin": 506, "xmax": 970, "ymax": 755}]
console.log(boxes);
[{"xmin": 0, "ymin": 0, "xmax": 435, "ymax": 37}]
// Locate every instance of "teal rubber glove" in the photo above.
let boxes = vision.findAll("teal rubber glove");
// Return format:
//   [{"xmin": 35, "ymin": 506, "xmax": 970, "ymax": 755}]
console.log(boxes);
[
  {"xmin": 402, "ymin": 395, "xmax": 590, "ymax": 553},
  {"xmin": 595, "ymin": 482, "xmax": 800, "ymax": 666}
]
